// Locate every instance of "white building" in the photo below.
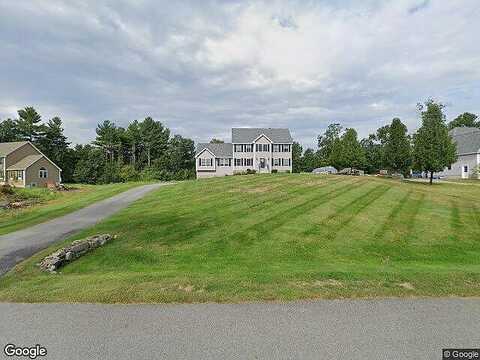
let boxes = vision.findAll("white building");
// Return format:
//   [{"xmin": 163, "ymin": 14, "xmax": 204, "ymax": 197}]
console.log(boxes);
[
  {"xmin": 439, "ymin": 127, "xmax": 480, "ymax": 179},
  {"xmin": 195, "ymin": 128, "xmax": 293, "ymax": 178}
]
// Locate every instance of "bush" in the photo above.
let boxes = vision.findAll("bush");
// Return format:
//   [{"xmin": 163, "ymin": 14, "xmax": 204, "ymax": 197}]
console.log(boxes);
[
  {"xmin": 286, "ymin": 170, "xmax": 291, "ymax": 173},
  {"xmin": 246, "ymin": 169, "xmax": 257, "ymax": 174},
  {"xmin": 0, "ymin": 184, "xmax": 14, "ymax": 195},
  {"xmin": 119, "ymin": 165, "xmax": 140, "ymax": 182},
  {"xmin": 271, "ymin": 169, "xmax": 278, "ymax": 174},
  {"xmin": 234, "ymin": 171, "xmax": 247, "ymax": 176}
]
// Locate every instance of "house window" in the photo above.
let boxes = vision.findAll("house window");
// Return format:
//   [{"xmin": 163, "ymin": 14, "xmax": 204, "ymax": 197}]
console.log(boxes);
[
  {"xmin": 8, "ymin": 170, "xmax": 23, "ymax": 181},
  {"xmin": 39, "ymin": 167, "xmax": 48, "ymax": 178},
  {"xmin": 256, "ymin": 144, "xmax": 270, "ymax": 152},
  {"xmin": 235, "ymin": 158, "xmax": 241, "ymax": 166},
  {"xmin": 0, "ymin": 158, "xmax": 4, "ymax": 180},
  {"xmin": 273, "ymin": 158, "xmax": 280, "ymax": 166},
  {"xmin": 245, "ymin": 144, "xmax": 252, "ymax": 152},
  {"xmin": 464, "ymin": 165, "xmax": 468, "ymax": 173},
  {"xmin": 199, "ymin": 158, "xmax": 213, "ymax": 166},
  {"xmin": 447, "ymin": 165, "xmax": 452, "ymax": 170},
  {"xmin": 218, "ymin": 158, "xmax": 231, "ymax": 167},
  {"xmin": 273, "ymin": 144, "xmax": 279, "ymax": 152},
  {"xmin": 245, "ymin": 158, "xmax": 253, "ymax": 166},
  {"xmin": 282, "ymin": 144, "xmax": 291, "ymax": 152},
  {"xmin": 281, "ymin": 159, "xmax": 291, "ymax": 166}
]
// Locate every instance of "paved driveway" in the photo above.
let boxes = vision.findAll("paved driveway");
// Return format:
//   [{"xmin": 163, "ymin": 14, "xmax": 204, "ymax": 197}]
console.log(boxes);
[
  {"xmin": 0, "ymin": 183, "xmax": 167, "ymax": 275},
  {"xmin": 0, "ymin": 299, "xmax": 479, "ymax": 359}
]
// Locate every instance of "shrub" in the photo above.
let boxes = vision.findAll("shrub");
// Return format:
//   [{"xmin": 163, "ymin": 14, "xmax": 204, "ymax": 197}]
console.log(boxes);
[
  {"xmin": 271, "ymin": 169, "xmax": 278, "ymax": 174},
  {"xmin": 119, "ymin": 165, "xmax": 140, "ymax": 182},
  {"xmin": 286, "ymin": 170, "xmax": 291, "ymax": 173},
  {"xmin": 246, "ymin": 169, "xmax": 257, "ymax": 175},
  {"xmin": 0, "ymin": 184, "xmax": 14, "ymax": 195}
]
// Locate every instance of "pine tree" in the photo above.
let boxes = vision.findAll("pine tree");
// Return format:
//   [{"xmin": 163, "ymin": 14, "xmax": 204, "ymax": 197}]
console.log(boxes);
[{"xmin": 16, "ymin": 107, "xmax": 45, "ymax": 142}]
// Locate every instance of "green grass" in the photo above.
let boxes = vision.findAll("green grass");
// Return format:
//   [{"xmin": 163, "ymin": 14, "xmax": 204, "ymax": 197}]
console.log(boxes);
[
  {"xmin": 0, "ymin": 182, "xmax": 146, "ymax": 235},
  {"xmin": 1, "ymin": 174, "xmax": 480, "ymax": 303}
]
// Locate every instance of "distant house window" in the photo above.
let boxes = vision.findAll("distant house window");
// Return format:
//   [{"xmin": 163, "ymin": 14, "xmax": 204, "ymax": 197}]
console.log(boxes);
[
  {"xmin": 39, "ymin": 167, "xmax": 48, "ymax": 178},
  {"xmin": 199, "ymin": 158, "xmax": 213, "ymax": 167},
  {"xmin": 218, "ymin": 158, "xmax": 231, "ymax": 167},
  {"xmin": 464, "ymin": 165, "xmax": 468, "ymax": 173},
  {"xmin": 256, "ymin": 144, "xmax": 270, "ymax": 152},
  {"xmin": 8, "ymin": 170, "xmax": 23, "ymax": 181}
]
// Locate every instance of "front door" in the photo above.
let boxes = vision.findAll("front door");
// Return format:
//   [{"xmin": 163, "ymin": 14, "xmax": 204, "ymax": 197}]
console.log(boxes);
[{"xmin": 259, "ymin": 158, "xmax": 265, "ymax": 171}]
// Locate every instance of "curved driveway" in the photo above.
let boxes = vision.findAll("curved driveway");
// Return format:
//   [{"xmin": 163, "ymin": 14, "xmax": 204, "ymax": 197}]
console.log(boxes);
[{"xmin": 0, "ymin": 183, "xmax": 167, "ymax": 275}]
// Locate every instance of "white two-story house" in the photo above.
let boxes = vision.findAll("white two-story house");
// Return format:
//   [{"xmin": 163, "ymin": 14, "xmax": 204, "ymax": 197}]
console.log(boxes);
[{"xmin": 195, "ymin": 128, "xmax": 293, "ymax": 178}]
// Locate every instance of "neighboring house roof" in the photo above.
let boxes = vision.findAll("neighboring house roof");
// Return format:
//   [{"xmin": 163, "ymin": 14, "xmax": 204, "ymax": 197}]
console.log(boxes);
[
  {"xmin": 449, "ymin": 127, "xmax": 480, "ymax": 155},
  {"xmin": 6, "ymin": 154, "xmax": 44, "ymax": 170},
  {"xmin": 195, "ymin": 143, "xmax": 233, "ymax": 158},
  {"xmin": 232, "ymin": 128, "xmax": 293, "ymax": 143},
  {"xmin": 0, "ymin": 141, "xmax": 29, "ymax": 157}
]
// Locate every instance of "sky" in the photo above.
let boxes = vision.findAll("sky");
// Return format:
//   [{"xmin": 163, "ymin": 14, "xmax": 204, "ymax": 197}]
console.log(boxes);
[{"xmin": 0, "ymin": 0, "xmax": 479, "ymax": 149}]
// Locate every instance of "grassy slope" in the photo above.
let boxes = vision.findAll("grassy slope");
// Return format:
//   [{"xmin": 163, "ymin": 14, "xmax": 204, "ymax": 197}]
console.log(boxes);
[
  {"xmin": 1, "ymin": 174, "xmax": 480, "ymax": 303},
  {"xmin": 0, "ymin": 183, "xmax": 145, "ymax": 235}
]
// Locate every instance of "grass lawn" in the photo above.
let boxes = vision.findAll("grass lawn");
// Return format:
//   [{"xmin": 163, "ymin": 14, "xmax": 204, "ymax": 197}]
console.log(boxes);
[
  {"xmin": 1, "ymin": 174, "xmax": 480, "ymax": 303},
  {"xmin": 0, "ymin": 182, "xmax": 146, "ymax": 235}
]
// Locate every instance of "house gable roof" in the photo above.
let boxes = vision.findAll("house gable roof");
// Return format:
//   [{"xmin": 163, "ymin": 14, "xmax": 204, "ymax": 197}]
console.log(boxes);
[
  {"xmin": 195, "ymin": 143, "xmax": 233, "ymax": 158},
  {"xmin": 0, "ymin": 141, "xmax": 29, "ymax": 157},
  {"xmin": 449, "ymin": 127, "xmax": 480, "ymax": 155},
  {"xmin": 6, "ymin": 154, "xmax": 43, "ymax": 170},
  {"xmin": 232, "ymin": 128, "xmax": 293, "ymax": 143}
]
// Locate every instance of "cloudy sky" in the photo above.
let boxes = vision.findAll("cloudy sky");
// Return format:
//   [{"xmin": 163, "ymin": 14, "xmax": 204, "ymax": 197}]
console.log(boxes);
[{"xmin": 1, "ymin": 0, "xmax": 479, "ymax": 148}]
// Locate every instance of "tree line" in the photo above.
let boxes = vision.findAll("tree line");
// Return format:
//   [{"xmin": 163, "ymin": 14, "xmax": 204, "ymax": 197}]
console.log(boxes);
[
  {"xmin": 293, "ymin": 100, "xmax": 476, "ymax": 184},
  {"xmin": 0, "ymin": 107, "xmax": 195, "ymax": 184}
]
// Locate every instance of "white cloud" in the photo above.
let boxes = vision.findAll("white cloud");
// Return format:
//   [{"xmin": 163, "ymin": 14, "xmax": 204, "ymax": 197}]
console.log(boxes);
[{"xmin": 0, "ymin": 0, "xmax": 479, "ymax": 148}]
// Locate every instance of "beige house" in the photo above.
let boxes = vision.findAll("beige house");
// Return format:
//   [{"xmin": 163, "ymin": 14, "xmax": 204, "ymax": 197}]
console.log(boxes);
[
  {"xmin": 0, "ymin": 141, "xmax": 62, "ymax": 188},
  {"xmin": 438, "ymin": 127, "xmax": 480, "ymax": 179},
  {"xmin": 196, "ymin": 128, "xmax": 293, "ymax": 178}
]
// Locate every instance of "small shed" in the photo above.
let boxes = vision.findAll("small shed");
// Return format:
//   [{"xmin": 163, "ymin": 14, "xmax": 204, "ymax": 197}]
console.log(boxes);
[{"xmin": 312, "ymin": 166, "xmax": 338, "ymax": 175}]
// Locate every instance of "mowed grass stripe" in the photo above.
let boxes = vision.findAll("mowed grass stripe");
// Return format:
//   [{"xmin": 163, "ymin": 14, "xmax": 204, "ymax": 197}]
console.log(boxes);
[
  {"xmin": 304, "ymin": 183, "xmax": 391, "ymax": 238},
  {"xmin": 223, "ymin": 178, "xmax": 369, "ymax": 246},
  {"xmin": 3, "ymin": 175, "xmax": 480, "ymax": 303},
  {"xmin": 124, "ymin": 176, "xmax": 352, "ymax": 246}
]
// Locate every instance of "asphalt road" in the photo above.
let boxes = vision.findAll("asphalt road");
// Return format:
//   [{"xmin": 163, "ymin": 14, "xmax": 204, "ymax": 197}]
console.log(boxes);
[
  {"xmin": 0, "ymin": 183, "xmax": 166, "ymax": 275},
  {"xmin": 0, "ymin": 299, "xmax": 479, "ymax": 359}
]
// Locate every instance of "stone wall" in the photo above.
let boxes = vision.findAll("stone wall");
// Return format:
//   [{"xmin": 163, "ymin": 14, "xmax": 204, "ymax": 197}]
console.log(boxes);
[{"xmin": 39, "ymin": 234, "xmax": 114, "ymax": 272}]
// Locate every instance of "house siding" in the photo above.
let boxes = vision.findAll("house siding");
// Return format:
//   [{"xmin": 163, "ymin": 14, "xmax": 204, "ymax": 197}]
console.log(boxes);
[
  {"xmin": 25, "ymin": 157, "xmax": 61, "ymax": 187},
  {"xmin": 439, "ymin": 153, "xmax": 479, "ymax": 179}
]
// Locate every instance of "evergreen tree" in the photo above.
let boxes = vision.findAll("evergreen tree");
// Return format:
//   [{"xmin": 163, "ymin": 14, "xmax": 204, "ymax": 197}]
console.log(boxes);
[
  {"xmin": 126, "ymin": 120, "xmax": 142, "ymax": 168},
  {"xmin": 94, "ymin": 120, "xmax": 121, "ymax": 162},
  {"xmin": 292, "ymin": 142, "xmax": 303, "ymax": 173},
  {"xmin": 139, "ymin": 117, "xmax": 170, "ymax": 167},
  {"xmin": 210, "ymin": 138, "xmax": 224, "ymax": 143},
  {"xmin": 383, "ymin": 118, "xmax": 412, "ymax": 175},
  {"xmin": 0, "ymin": 119, "xmax": 20, "ymax": 142},
  {"xmin": 16, "ymin": 106, "xmax": 45, "ymax": 142},
  {"xmin": 413, "ymin": 100, "xmax": 457, "ymax": 184}
]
